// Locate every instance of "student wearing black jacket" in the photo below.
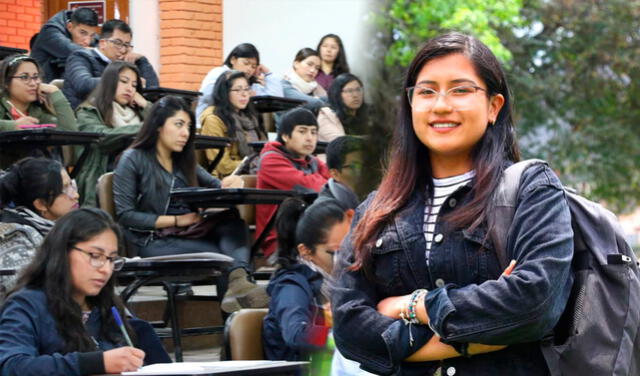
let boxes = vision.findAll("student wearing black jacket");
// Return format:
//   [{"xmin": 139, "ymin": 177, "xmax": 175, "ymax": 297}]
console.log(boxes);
[
  {"xmin": 63, "ymin": 19, "xmax": 158, "ymax": 109},
  {"xmin": 30, "ymin": 8, "xmax": 99, "ymax": 83}
]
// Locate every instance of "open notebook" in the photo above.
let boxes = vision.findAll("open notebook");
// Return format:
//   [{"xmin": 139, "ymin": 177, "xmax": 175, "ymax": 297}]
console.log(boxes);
[
  {"xmin": 124, "ymin": 252, "xmax": 234, "ymax": 263},
  {"xmin": 121, "ymin": 361, "xmax": 305, "ymax": 375}
]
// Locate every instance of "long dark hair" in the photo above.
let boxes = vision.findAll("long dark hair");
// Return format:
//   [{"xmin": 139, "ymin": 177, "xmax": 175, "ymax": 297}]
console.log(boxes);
[
  {"xmin": 275, "ymin": 197, "xmax": 346, "ymax": 269},
  {"xmin": 131, "ymin": 95, "xmax": 197, "ymax": 186},
  {"xmin": 0, "ymin": 54, "xmax": 47, "ymax": 111},
  {"xmin": 316, "ymin": 34, "xmax": 350, "ymax": 76},
  {"xmin": 0, "ymin": 157, "xmax": 63, "ymax": 213},
  {"xmin": 352, "ymin": 32, "xmax": 520, "ymax": 272},
  {"xmin": 327, "ymin": 73, "xmax": 366, "ymax": 123},
  {"xmin": 86, "ymin": 61, "xmax": 144, "ymax": 128},
  {"xmin": 211, "ymin": 70, "xmax": 261, "ymax": 140},
  {"xmin": 8, "ymin": 208, "xmax": 135, "ymax": 352}
]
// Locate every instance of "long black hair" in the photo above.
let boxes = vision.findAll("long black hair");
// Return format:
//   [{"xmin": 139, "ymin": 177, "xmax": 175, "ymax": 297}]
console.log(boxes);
[
  {"xmin": 8, "ymin": 208, "xmax": 135, "ymax": 352},
  {"xmin": 327, "ymin": 73, "xmax": 367, "ymax": 123},
  {"xmin": 131, "ymin": 95, "xmax": 198, "ymax": 186},
  {"xmin": 211, "ymin": 70, "xmax": 261, "ymax": 140},
  {"xmin": 352, "ymin": 32, "xmax": 520, "ymax": 271},
  {"xmin": 316, "ymin": 34, "xmax": 350, "ymax": 76},
  {"xmin": 275, "ymin": 197, "xmax": 346, "ymax": 269},
  {"xmin": 0, "ymin": 157, "xmax": 63, "ymax": 213},
  {"xmin": 86, "ymin": 61, "xmax": 144, "ymax": 128}
]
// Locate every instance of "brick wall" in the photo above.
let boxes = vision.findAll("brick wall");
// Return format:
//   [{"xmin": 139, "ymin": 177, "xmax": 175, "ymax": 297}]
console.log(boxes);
[
  {"xmin": 159, "ymin": 0, "xmax": 223, "ymax": 91},
  {"xmin": 0, "ymin": 0, "xmax": 42, "ymax": 50}
]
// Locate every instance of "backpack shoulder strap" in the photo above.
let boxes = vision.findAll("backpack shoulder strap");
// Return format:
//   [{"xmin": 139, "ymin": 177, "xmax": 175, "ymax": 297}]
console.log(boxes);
[{"xmin": 490, "ymin": 159, "xmax": 547, "ymax": 269}]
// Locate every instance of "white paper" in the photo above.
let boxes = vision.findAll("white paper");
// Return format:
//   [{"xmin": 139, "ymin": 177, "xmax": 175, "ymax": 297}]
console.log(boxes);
[{"xmin": 121, "ymin": 361, "xmax": 290, "ymax": 375}]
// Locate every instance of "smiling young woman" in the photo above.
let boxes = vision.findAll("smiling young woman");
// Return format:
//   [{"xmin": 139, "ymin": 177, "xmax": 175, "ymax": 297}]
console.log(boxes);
[{"xmin": 331, "ymin": 32, "xmax": 573, "ymax": 376}]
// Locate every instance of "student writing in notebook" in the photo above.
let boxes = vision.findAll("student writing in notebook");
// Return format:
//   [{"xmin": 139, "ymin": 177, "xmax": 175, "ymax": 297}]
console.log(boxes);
[{"xmin": 0, "ymin": 208, "xmax": 170, "ymax": 376}]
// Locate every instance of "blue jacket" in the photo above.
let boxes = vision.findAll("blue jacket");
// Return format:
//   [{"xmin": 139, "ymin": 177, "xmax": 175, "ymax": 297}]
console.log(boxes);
[
  {"xmin": 30, "ymin": 10, "xmax": 83, "ymax": 83},
  {"xmin": 263, "ymin": 263, "xmax": 325, "ymax": 361},
  {"xmin": 0, "ymin": 288, "xmax": 170, "ymax": 376},
  {"xmin": 332, "ymin": 164, "xmax": 574, "ymax": 375},
  {"xmin": 63, "ymin": 48, "xmax": 159, "ymax": 108}
]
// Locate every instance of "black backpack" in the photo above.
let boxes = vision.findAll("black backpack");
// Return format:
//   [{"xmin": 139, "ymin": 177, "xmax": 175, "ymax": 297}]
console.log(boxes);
[{"xmin": 489, "ymin": 159, "xmax": 640, "ymax": 376}]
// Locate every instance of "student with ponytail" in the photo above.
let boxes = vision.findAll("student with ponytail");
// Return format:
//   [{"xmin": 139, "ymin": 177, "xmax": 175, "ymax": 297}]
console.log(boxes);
[{"xmin": 262, "ymin": 197, "xmax": 351, "ymax": 363}]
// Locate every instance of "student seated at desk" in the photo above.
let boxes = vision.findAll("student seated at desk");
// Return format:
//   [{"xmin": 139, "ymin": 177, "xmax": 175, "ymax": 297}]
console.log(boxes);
[
  {"xmin": 113, "ymin": 96, "xmax": 268, "ymax": 313},
  {"xmin": 30, "ymin": 7, "xmax": 99, "ymax": 83},
  {"xmin": 281, "ymin": 48, "xmax": 328, "ymax": 115},
  {"xmin": 0, "ymin": 55, "xmax": 77, "ymax": 168},
  {"xmin": 63, "ymin": 19, "xmax": 159, "ymax": 109},
  {"xmin": 0, "ymin": 208, "xmax": 169, "ymax": 376},
  {"xmin": 196, "ymin": 43, "xmax": 283, "ymax": 121},
  {"xmin": 315, "ymin": 34, "xmax": 350, "ymax": 92},
  {"xmin": 256, "ymin": 108, "xmax": 330, "ymax": 259},
  {"xmin": 75, "ymin": 61, "xmax": 151, "ymax": 207},
  {"xmin": 200, "ymin": 70, "xmax": 267, "ymax": 178},
  {"xmin": 263, "ymin": 198, "xmax": 354, "ymax": 368},
  {"xmin": 317, "ymin": 73, "xmax": 370, "ymax": 141},
  {"xmin": 317, "ymin": 135, "xmax": 363, "ymax": 211},
  {"xmin": 0, "ymin": 157, "xmax": 79, "ymax": 290}
]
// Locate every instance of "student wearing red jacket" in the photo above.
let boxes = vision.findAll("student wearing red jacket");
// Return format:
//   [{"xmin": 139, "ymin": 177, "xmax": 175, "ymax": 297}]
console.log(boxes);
[{"xmin": 256, "ymin": 108, "xmax": 330, "ymax": 259}]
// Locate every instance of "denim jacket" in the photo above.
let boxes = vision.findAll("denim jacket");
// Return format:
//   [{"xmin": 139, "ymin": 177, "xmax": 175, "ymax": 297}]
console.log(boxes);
[{"xmin": 332, "ymin": 164, "xmax": 574, "ymax": 376}]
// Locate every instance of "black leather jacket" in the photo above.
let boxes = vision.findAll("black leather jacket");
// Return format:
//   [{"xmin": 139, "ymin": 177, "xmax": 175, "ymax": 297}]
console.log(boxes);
[{"xmin": 113, "ymin": 148, "xmax": 220, "ymax": 246}]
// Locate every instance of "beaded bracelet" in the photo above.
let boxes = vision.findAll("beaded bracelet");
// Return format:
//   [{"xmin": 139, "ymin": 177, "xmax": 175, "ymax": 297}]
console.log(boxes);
[{"xmin": 400, "ymin": 289, "xmax": 428, "ymax": 347}]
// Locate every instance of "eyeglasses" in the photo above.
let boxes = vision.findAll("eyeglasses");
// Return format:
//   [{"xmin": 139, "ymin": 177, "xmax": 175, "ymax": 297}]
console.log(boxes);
[
  {"xmin": 72, "ymin": 246, "xmax": 125, "ymax": 271},
  {"xmin": 106, "ymin": 39, "xmax": 133, "ymax": 50},
  {"xmin": 63, "ymin": 179, "xmax": 78, "ymax": 198},
  {"xmin": 12, "ymin": 74, "xmax": 41, "ymax": 84},
  {"xmin": 406, "ymin": 85, "xmax": 487, "ymax": 112},
  {"xmin": 342, "ymin": 87, "xmax": 363, "ymax": 96},
  {"xmin": 230, "ymin": 87, "xmax": 251, "ymax": 94}
]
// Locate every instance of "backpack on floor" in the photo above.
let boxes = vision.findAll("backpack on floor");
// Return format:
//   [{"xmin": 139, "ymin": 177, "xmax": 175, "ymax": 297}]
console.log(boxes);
[
  {"xmin": 489, "ymin": 159, "xmax": 640, "ymax": 376},
  {"xmin": 0, "ymin": 222, "xmax": 41, "ymax": 295}
]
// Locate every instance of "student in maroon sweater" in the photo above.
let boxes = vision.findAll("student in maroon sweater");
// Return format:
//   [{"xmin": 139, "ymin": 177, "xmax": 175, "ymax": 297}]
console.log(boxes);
[{"xmin": 256, "ymin": 108, "xmax": 330, "ymax": 259}]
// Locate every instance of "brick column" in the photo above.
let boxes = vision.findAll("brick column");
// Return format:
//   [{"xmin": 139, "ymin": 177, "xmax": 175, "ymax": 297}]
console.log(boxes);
[
  {"xmin": 0, "ymin": 0, "xmax": 42, "ymax": 51},
  {"xmin": 159, "ymin": 0, "xmax": 223, "ymax": 91}
]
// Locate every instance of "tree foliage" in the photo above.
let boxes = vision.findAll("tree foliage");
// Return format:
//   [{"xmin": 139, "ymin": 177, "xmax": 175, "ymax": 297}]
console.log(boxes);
[{"xmin": 504, "ymin": 0, "xmax": 640, "ymax": 212}]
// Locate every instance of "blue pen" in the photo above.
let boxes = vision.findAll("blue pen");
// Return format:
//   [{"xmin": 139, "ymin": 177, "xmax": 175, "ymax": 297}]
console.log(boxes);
[{"xmin": 111, "ymin": 306, "xmax": 134, "ymax": 347}]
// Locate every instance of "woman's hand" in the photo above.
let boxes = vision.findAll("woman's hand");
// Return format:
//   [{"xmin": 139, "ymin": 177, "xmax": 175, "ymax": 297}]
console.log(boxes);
[
  {"xmin": 377, "ymin": 294, "xmax": 410, "ymax": 319},
  {"xmin": 103, "ymin": 347, "xmax": 145, "ymax": 373},
  {"xmin": 221, "ymin": 175, "xmax": 244, "ymax": 188},
  {"xmin": 130, "ymin": 92, "xmax": 147, "ymax": 108},
  {"xmin": 37, "ymin": 83, "xmax": 58, "ymax": 103},
  {"xmin": 176, "ymin": 212, "xmax": 201, "ymax": 227},
  {"xmin": 14, "ymin": 116, "xmax": 40, "ymax": 128}
]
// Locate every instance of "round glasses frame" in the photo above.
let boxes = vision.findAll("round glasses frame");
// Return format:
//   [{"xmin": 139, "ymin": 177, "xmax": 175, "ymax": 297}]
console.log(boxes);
[{"xmin": 406, "ymin": 85, "xmax": 487, "ymax": 112}]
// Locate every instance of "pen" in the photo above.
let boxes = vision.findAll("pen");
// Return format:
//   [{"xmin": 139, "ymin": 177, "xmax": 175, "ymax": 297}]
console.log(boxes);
[{"xmin": 111, "ymin": 306, "xmax": 134, "ymax": 347}]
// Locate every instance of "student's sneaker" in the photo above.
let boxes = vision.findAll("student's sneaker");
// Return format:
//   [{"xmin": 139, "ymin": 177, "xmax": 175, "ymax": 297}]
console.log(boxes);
[{"xmin": 220, "ymin": 268, "xmax": 269, "ymax": 313}]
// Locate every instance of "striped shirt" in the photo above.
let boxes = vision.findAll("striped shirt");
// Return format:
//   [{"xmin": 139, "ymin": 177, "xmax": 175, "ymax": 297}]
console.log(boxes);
[{"xmin": 424, "ymin": 170, "xmax": 475, "ymax": 265}]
